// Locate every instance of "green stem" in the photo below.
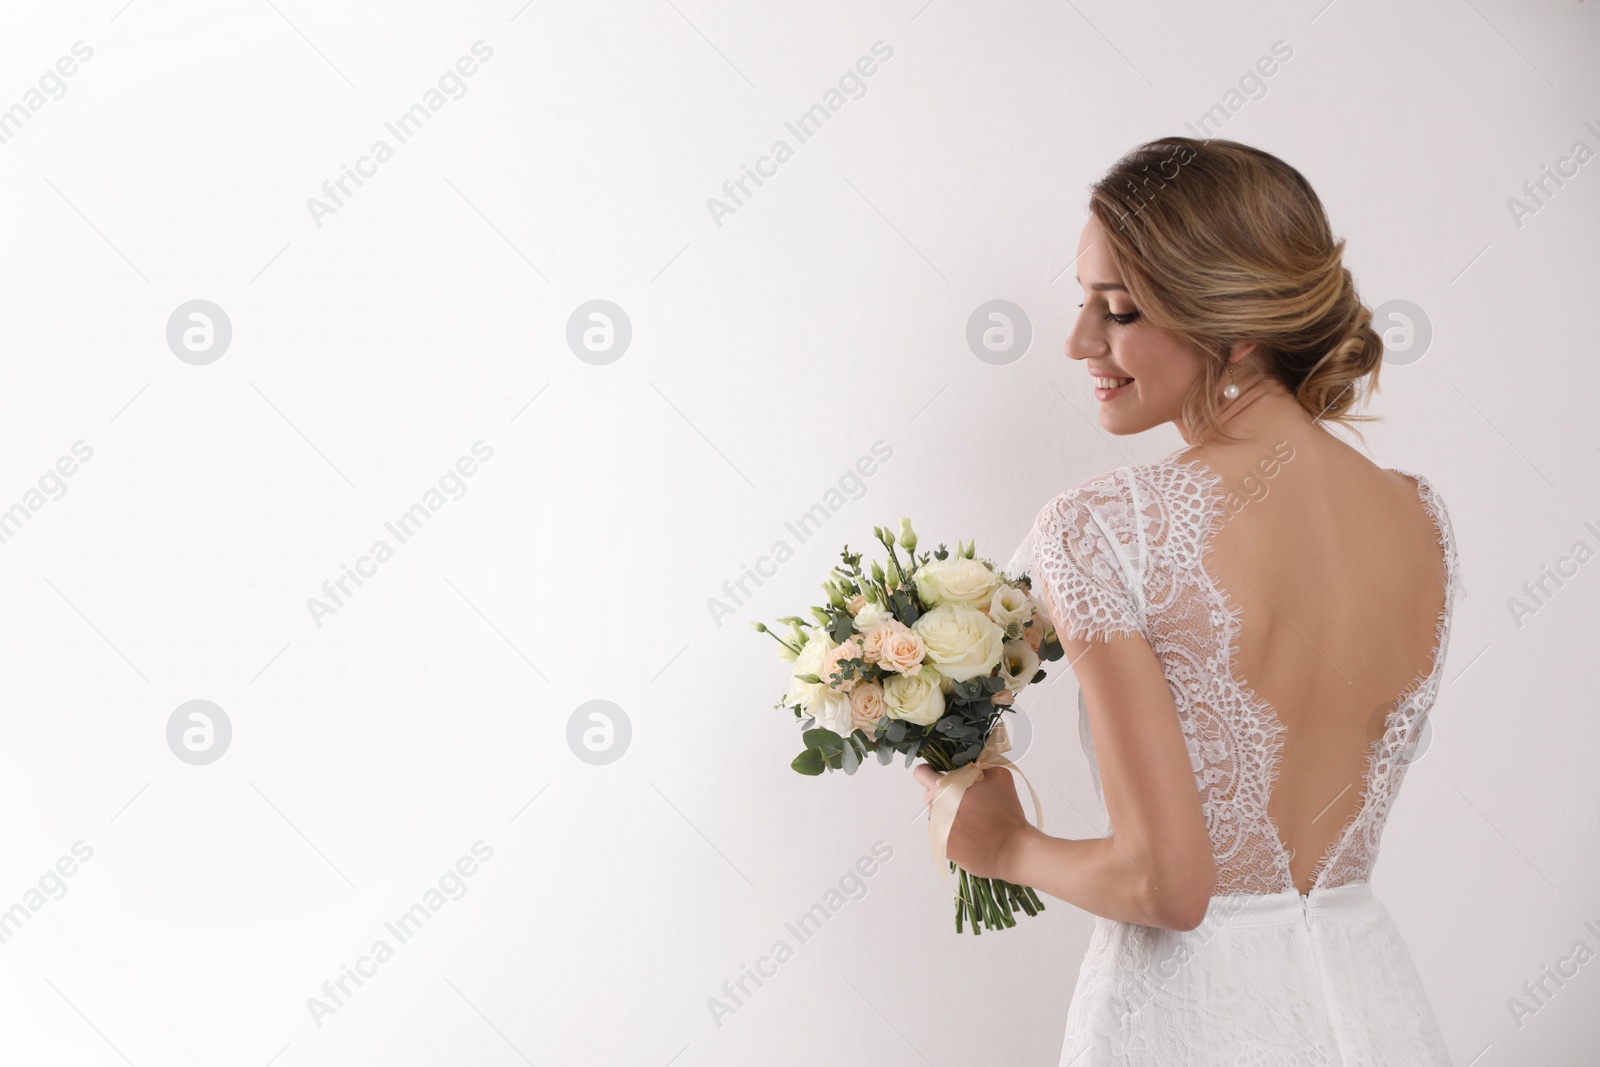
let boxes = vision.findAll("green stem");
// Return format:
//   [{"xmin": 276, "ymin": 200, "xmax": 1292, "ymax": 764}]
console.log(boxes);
[{"xmin": 761, "ymin": 628, "xmax": 802, "ymax": 656}]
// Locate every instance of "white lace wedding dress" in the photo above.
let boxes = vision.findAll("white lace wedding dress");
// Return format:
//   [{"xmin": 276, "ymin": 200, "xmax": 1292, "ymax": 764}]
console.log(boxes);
[{"xmin": 1005, "ymin": 452, "xmax": 1459, "ymax": 1067}]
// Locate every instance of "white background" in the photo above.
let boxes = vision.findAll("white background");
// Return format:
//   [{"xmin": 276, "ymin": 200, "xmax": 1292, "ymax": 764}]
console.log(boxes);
[{"xmin": 0, "ymin": 0, "xmax": 1596, "ymax": 1064}]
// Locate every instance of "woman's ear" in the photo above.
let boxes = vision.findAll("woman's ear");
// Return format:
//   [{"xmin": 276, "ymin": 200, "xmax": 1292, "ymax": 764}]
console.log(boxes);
[{"xmin": 1226, "ymin": 340, "xmax": 1262, "ymax": 366}]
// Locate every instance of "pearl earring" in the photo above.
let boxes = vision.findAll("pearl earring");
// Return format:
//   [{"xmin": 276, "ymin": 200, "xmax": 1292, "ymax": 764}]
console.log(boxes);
[{"xmin": 1222, "ymin": 364, "xmax": 1240, "ymax": 400}]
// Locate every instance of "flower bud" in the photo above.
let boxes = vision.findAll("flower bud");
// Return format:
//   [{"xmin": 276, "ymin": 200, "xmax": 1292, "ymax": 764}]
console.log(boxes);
[{"xmin": 897, "ymin": 518, "xmax": 917, "ymax": 553}]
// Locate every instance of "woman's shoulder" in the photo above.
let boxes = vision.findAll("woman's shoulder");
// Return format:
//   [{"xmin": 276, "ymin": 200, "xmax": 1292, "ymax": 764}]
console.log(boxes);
[
  {"xmin": 1378, "ymin": 464, "xmax": 1462, "ymax": 600},
  {"xmin": 1039, "ymin": 450, "xmax": 1226, "ymax": 533}
]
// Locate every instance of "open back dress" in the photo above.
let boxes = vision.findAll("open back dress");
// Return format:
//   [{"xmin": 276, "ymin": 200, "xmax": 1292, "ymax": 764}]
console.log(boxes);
[{"xmin": 1006, "ymin": 451, "xmax": 1459, "ymax": 1066}]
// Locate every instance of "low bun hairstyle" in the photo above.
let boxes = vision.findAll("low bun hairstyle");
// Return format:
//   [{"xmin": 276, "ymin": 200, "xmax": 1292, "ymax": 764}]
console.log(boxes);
[{"xmin": 1087, "ymin": 137, "xmax": 1383, "ymax": 442}]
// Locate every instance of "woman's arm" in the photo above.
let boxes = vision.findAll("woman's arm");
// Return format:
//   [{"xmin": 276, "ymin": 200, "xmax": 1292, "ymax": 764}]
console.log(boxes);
[{"xmin": 919, "ymin": 633, "xmax": 1216, "ymax": 931}]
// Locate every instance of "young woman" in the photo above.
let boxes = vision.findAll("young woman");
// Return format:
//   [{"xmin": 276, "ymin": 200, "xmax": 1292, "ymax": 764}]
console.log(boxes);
[{"xmin": 915, "ymin": 138, "xmax": 1457, "ymax": 1065}]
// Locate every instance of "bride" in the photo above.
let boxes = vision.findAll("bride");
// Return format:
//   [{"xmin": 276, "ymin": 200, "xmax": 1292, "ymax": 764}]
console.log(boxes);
[{"xmin": 915, "ymin": 137, "xmax": 1458, "ymax": 1065}]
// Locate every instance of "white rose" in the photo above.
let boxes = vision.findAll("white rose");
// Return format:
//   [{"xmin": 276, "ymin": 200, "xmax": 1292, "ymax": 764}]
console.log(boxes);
[
  {"xmin": 784, "ymin": 628, "xmax": 837, "ymax": 712},
  {"xmin": 988, "ymin": 584, "xmax": 1035, "ymax": 637},
  {"xmin": 853, "ymin": 600, "xmax": 892, "ymax": 632},
  {"xmin": 810, "ymin": 689, "xmax": 856, "ymax": 736},
  {"xmin": 884, "ymin": 667, "xmax": 945, "ymax": 726},
  {"xmin": 998, "ymin": 639, "xmax": 1041, "ymax": 692},
  {"xmin": 913, "ymin": 557, "xmax": 1002, "ymax": 610},
  {"xmin": 912, "ymin": 604, "xmax": 1005, "ymax": 682}
]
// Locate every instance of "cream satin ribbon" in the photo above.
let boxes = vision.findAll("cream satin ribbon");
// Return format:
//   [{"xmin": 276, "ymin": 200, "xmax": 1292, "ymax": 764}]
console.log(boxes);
[{"xmin": 926, "ymin": 717, "xmax": 1045, "ymax": 896}]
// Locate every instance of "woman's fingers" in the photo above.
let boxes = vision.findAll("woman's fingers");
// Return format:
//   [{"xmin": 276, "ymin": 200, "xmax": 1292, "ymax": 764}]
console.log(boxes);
[{"xmin": 912, "ymin": 763, "xmax": 943, "ymax": 806}]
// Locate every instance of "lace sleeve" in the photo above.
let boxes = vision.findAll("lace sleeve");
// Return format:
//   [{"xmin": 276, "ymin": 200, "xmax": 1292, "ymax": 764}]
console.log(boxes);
[{"xmin": 1007, "ymin": 473, "xmax": 1145, "ymax": 643}]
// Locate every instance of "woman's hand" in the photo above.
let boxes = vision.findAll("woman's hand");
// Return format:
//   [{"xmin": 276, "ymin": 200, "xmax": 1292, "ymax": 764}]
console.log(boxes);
[{"xmin": 913, "ymin": 763, "xmax": 1034, "ymax": 881}]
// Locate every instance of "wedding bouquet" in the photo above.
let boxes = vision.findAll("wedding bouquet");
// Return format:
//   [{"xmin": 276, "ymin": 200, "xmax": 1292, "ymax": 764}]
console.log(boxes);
[{"xmin": 756, "ymin": 519, "xmax": 1063, "ymax": 934}]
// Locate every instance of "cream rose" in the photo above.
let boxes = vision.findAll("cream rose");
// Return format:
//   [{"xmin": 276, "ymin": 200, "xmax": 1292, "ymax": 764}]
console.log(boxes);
[
  {"xmin": 998, "ymin": 639, "xmax": 1041, "ymax": 692},
  {"xmin": 860, "ymin": 619, "xmax": 901, "ymax": 664},
  {"xmin": 913, "ymin": 557, "xmax": 1003, "ymax": 610},
  {"xmin": 784, "ymin": 628, "xmax": 837, "ymax": 712},
  {"xmin": 884, "ymin": 667, "xmax": 945, "ymax": 726},
  {"xmin": 877, "ymin": 626, "xmax": 927, "ymax": 677},
  {"xmin": 912, "ymin": 603, "xmax": 1005, "ymax": 682},
  {"xmin": 819, "ymin": 638, "xmax": 863, "ymax": 692},
  {"xmin": 849, "ymin": 681, "xmax": 886, "ymax": 734}
]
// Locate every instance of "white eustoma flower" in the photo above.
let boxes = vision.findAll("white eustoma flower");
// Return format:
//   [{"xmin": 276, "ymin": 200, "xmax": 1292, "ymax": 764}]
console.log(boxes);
[
  {"xmin": 853, "ymin": 600, "xmax": 892, "ymax": 632},
  {"xmin": 785, "ymin": 628, "xmax": 837, "ymax": 711},
  {"xmin": 988, "ymin": 584, "xmax": 1035, "ymax": 636},
  {"xmin": 998, "ymin": 639, "xmax": 1041, "ymax": 692},
  {"xmin": 811, "ymin": 689, "xmax": 856, "ymax": 736}
]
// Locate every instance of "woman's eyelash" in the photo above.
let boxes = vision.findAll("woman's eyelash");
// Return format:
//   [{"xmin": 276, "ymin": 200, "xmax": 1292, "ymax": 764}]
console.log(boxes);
[{"xmin": 1078, "ymin": 302, "xmax": 1141, "ymax": 326}]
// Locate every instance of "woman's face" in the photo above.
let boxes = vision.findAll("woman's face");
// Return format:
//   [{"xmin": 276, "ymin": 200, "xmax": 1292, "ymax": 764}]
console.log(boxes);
[{"xmin": 1066, "ymin": 216, "xmax": 1211, "ymax": 438}]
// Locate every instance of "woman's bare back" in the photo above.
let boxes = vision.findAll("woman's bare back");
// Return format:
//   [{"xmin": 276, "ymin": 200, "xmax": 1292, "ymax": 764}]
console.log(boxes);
[{"xmin": 1181, "ymin": 431, "xmax": 1450, "ymax": 893}]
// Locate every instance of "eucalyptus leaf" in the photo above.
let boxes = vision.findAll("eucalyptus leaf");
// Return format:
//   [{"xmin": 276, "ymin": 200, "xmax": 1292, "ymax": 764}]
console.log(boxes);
[
  {"xmin": 791, "ymin": 749, "xmax": 825, "ymax": 775},
  {"xmin": 803, "ymin": 728, "xmax": 845, "ymax": 755},
  {"xmin": 829, "ymin": 612, "xmax": 856, "ymax": 644},
  {"xmin": 840, "ymin": 738, "xmax": 861, "ymax": 774}
]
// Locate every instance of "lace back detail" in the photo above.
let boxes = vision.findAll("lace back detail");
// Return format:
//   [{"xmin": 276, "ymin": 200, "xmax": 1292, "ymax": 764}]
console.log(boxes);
[
  {"xmin": 1008, "ymin": 456, "xmax": 1461, "ymax": 896},
  {"xmin": 1304, "ymin": 470, "xmax": 1461, "ymax": 890}
]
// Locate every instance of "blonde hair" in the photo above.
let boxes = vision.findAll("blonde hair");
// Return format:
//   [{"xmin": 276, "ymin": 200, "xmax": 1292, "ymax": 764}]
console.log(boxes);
[{"xmin": 1088, "ymin": 137, "xmax": 1382, "ymax": 443}]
